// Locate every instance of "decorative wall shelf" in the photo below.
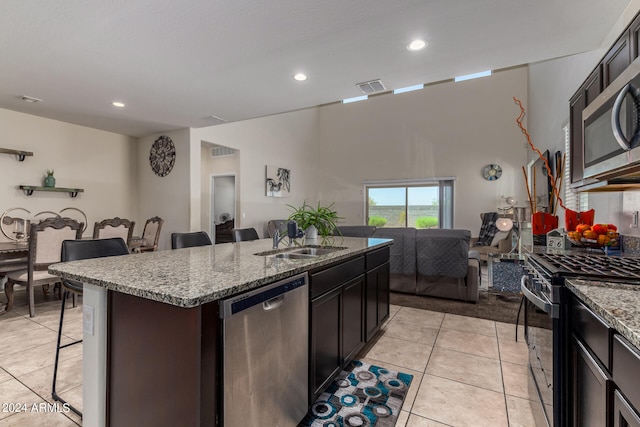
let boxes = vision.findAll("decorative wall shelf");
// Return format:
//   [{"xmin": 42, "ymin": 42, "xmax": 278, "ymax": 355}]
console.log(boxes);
[
  {"xmin": 0, "ymin": 148, "xmax": 33, "ymax": 161},
  {"xmin": 19, "ymin": 185, "xmax": 84, "ymax": 198}
]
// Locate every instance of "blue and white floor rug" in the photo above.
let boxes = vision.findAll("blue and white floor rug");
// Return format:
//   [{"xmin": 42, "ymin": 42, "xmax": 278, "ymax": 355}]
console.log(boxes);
[{"xmin": 300, "ymin": 360, "xmax": 413, "ymax": 427}]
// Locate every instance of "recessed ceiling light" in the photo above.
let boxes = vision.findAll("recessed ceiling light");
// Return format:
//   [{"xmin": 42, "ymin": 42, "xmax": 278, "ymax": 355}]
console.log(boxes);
[
  {"xmin": 112, "ymin": 101, "xmax": 125, "ymax": 108},
  {"xmin": 407, "ymin": 39, "xmax": 427, "ymax": 51},
  {"xmin": 293, "ymin": 73, "xmax": 308, "ymax": 81}
]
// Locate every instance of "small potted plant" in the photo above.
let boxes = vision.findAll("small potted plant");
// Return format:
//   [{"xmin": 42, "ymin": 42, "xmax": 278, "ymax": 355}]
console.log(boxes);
[
  {"xmin": 287, "ymin": 201, "xmax": 341, "ymax": 239},
  {"xmin": 43, "ymin": 169, "xmax": 55, "ymax": 188}
]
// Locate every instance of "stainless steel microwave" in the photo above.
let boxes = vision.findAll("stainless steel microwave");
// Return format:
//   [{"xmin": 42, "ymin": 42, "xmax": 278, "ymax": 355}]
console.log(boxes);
[{"xmin": 583, "ymin": 56, "xmax": 640, "ymax": 179}]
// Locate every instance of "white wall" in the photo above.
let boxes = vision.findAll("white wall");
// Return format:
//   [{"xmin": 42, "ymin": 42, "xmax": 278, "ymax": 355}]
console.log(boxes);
[
  {"xmin": 315, "ymin": 66, "xmax": 529, "ymax": 234},
  {"xmin": 137, "ymin": 128, "xmax": 192, "ymax": 250},
  {"xmin": 0, "ymin": 108, "xmax": 137, "ymax": 243},
  {"xmin": 192, "ymin": 108, "xmax": 321, "ymax": 238}
]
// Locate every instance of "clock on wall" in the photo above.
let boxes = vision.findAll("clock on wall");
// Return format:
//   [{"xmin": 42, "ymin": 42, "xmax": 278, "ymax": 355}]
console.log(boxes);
[
  {"xmin": 482, "ymin": 164, "xmax": 502, "ymax": 181},
  {"xmin": 149, "ymin": 135, "xmax": 176, "ymax": 177}
]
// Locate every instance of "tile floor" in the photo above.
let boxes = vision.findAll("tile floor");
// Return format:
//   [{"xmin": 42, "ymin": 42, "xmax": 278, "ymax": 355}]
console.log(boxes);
[
  {"xmin": 0, "ymin": 281, "xmax": 546, "ymax": 426},
  {"xmin": 358, "ymin": 305, "xmax": 548, "ymax": 426}
]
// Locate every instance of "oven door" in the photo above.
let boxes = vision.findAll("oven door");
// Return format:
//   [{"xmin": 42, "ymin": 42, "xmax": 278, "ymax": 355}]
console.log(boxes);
[{"xmin": 522, "ymin": 275, "xmax": 556, "ymax": 426}]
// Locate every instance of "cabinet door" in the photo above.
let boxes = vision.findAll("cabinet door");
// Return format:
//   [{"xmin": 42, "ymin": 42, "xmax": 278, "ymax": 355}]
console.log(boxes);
[
  {"xmin": 342, "ymin": 275, "xmax": 365, "ymax": 366},
  {"xmin": 311, "ymin": 287, "xmax": 341, "ymax": 400},
  {"xmin": 631, "ymin": 14, "xmax": 640, "ymax": 60},
  {"xmin": 572, "ymin": 336, "xmax": 612, "ymax": 427},
  {"xmin": 569, "ymin": 90, "xmax": 586, "ymax": 184},
  {"xmin": 604, "ymin": 34, "xmax": 631, "ymax": 87},
  {"xmin": 614, "ymin": 389, "xmax": 640, "ymax": 427},
  {"xmin": 365, "ymin": 262, "xmax": 390, "ymax": 342}
]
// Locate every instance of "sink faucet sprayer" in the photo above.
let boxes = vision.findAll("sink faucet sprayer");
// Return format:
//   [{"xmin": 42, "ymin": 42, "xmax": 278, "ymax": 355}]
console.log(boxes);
[{"xmin": 273, "ymin": 220, "xmax": 303, "ymax": 249}]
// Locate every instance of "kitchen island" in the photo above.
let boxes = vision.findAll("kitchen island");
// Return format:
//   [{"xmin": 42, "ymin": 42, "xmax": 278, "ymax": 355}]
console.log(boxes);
[
  {"xmin": 49, "ymin": 236, "xmax": 392, "ymax": 427},
  {"xmin": 566, "ymin": 279, "xmax": 640, "ymax": 425}
]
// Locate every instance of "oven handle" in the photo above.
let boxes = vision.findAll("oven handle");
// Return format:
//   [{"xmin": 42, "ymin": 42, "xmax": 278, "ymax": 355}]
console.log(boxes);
[{"xmin": 521, "ymin": 276, "xmax": 559, "ymax": 318}]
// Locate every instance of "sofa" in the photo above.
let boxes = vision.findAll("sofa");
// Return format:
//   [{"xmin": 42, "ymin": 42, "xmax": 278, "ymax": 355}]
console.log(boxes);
[
  {"xmin": 335, "ymin": 226, "xmax": 480, "ymax": 303},
  {"xmin": 470, "ymin": 213, "xmax": 513, "ymax": 261}
]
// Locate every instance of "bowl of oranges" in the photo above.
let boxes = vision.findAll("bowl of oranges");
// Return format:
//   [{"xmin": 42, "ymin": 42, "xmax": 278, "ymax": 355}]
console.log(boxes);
[{"xmin": 566, "ymin": 224, "xmax": 619, "ymax": 248}]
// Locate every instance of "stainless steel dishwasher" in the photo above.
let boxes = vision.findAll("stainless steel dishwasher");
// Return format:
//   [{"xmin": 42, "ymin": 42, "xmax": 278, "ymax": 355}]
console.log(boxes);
[{"xmin": 221, "ymin": 272, "xmax": 309, "ymax": 427}]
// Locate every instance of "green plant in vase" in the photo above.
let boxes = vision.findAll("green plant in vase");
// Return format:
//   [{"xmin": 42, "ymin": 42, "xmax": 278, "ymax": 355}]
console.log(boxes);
[
  {"xmin": 287, "ymin": 201, "xmax": 341, "ymax": 241},
  {"xmin": 43, "ymin": 169, "xmax": 55, "ymax": 188}
]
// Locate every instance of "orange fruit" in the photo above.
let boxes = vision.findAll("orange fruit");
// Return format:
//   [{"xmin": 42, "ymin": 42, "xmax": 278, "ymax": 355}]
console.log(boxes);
[
  {"xmin": 583, "ymin": 230, "xmax": 598, "ymax": 240},
  {"xmin": 576, "ymin": 224, "xmax": 592, "ymax": 233},
  {"xmin": 597, "ymin": 234, "xmax": 610, "ymax": 246}
]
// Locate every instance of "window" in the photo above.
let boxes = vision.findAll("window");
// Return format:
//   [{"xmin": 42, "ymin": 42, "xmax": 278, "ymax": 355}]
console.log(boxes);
[{"xmin": 365, "ymin": 179, "xmax": 455, "ymax": 228}]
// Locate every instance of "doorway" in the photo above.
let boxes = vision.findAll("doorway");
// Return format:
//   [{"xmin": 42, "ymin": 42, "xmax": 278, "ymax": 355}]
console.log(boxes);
[{"xmin": 210, "ymin": 175, "xmax": 236, "ymax": 243}]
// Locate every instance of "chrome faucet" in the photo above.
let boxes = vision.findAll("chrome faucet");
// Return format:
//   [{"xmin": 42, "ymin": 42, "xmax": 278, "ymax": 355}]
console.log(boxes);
[{"xmin": 273, "ymin": 229, "xmax": 291, "ymax": 250}]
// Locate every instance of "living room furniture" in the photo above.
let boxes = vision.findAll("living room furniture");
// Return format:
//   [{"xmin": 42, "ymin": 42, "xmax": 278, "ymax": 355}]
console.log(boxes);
[
  {"xmin": 5, "ymin": 217, "xmax": 83, "ymax": 317},
  {"xmin": 470, "ymin": 213, "xmax": 513, "ymax": 261},
  {"xmin": 53, "ymin": 237, "xmax": 130, "ymax": 417},
  {"xmin": 171, "ymin": 231, "xmax": 212, "ymax": 249},
  {"xmin": 215, "ymin": 219, "xmax": 234, "ymax": 244},
  {"xmin": 337, "ymin": 225, "xmax": 479, "ymax": 302}
]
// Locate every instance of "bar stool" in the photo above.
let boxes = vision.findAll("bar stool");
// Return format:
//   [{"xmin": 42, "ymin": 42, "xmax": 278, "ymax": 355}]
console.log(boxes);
[
  {"xmin": 171, "ymin": 231, "xmax": 212, "ymax": 249},
  {"xmin": 52, "ymin": 237, "xmax": 130, "ymax": 417},
  {"xmin": 232, "ymin": 227, "xmax": 259, "ymax": 242}
]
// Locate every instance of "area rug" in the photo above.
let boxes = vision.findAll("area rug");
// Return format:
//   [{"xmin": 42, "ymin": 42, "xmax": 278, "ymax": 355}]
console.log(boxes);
[
  {"xmin": 299, "ymin": 360, "xmax": 413, "ymax": 427},
  {"xmin": 390, "ymin": 289, "xmax": 524, "ymax": 325}
]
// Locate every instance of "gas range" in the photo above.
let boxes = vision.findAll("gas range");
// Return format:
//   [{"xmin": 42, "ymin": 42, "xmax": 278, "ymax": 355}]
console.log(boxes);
[{"xmin": 526, "ymin": 252, "xmax": 640, "ymax": 287}]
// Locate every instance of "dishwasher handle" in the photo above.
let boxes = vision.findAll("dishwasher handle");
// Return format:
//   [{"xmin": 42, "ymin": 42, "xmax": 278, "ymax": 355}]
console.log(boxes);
[
  {"xmin": 263, "ymin": 295, "xmax": 285, "ymax": 311},
  {"xmin": 220, "ymin": 272, "xmax": 308, "ymax": 318}
]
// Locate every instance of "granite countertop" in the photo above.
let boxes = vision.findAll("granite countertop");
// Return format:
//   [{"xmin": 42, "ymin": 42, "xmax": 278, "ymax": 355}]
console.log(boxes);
[
  {"xmin": 49, "ymin": 237, "xmax": 392, "ymax": 308},
  {"xmin": 566, "ymin": 279, "xmax": 640, "ymax": 349}
]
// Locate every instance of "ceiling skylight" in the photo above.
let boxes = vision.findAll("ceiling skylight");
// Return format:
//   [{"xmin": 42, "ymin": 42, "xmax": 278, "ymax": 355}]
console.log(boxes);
[
  {"xmin": 112, "ymin": 101, "xmax": 125, "ymax": 108},
  {"xmin": 342, "ymin": 95, "xmax": 368, "ymax": 104},
  {"xmin": 293, "ymin": 73, "xmax": 308, "ymax": 81},
  {"xmin": 393, "ymin": 84, "xmax": 425, "ymax": 94},
  {"xmin": 454, "ymin": 70, "xmax": 492, "ymax": 82}
]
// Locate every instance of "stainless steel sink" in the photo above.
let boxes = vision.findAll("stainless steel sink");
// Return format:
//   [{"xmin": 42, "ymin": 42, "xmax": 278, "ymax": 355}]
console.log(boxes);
[
  {"xmin": 289, "ymin": 247, "xmax": 342, "ymax": 256},
  {"xmin": 255, "ymin": 246, "xmax": 346, "ymax": 258},
  {"xmin": 273, "ymin": 253, "xmax": 317, "ymax": 259}
]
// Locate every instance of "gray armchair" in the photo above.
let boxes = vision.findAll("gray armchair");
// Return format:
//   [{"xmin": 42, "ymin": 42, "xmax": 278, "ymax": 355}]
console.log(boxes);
[{"xmin": 416, "ymin": 229, "xmax": 480, "ymax": 303}]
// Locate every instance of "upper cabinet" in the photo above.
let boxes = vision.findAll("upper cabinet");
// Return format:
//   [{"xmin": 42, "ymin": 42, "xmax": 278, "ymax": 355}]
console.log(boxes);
[{"xmin": 569, "ymin": 10, "xmax": 640, "ymax": 188}]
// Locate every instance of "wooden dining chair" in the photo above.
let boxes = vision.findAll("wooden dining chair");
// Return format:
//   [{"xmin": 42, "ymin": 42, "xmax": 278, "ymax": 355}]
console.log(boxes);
[
  {"xmin": 93, "ymin": 217, "xmax": 135, "ymax": 247},
  {"xmin": 5, "ymin": 217, "xmax": 83, "ymax": 317},
  {"xmin": 131, "ymin": 216, "xmax": 163, "ymax": 253}
]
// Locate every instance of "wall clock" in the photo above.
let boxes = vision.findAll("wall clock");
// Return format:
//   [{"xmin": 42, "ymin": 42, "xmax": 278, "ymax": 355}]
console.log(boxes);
[
  {"xmin": 149, "ymin": 135, "xmax": 176, "ymax": 177},
  {"xmin": 482, "ymin": 164, "xmax": 502, "ymax": 181}
]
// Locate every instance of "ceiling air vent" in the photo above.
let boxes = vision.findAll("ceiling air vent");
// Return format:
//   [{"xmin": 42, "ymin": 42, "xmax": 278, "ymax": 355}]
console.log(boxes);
[
  {"xmin": 20, "ymin": 95, "xmax": 43, "ymax": 103},
  {"xmin": 356, "ymin": 79, "xmax": 386, "ymax": 94},
  {"xmin": 203, "ymin": 115, "xmax": 228, "ymax": 126},
  {"xmin": 211, "ymin": 146, "xmax": 236, "ymax": 157}
]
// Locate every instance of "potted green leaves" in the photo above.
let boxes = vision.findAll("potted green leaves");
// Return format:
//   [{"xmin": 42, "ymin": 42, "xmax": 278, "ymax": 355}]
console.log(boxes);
[
  {"xmin": 287, "ymin": 201, "xmax": 341, "ymax": 239},
  {"xmin": 43, "ymin": 169, "xmax": 55, "ymax": 188}
]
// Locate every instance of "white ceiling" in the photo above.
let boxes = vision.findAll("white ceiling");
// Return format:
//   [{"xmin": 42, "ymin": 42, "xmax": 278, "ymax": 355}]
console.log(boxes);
[{"xmin": 0, "ymin": 0, "xmax": 632, "ymax": 137}]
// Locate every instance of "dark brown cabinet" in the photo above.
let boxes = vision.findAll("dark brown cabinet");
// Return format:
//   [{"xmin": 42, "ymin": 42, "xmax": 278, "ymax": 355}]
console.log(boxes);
[
  {"xmin": 365, "ymin": 261, "xmax": 390, "ymax": 341},
  {"xmin": 569, "ymin": 67, "xmax": 602, "ymax": 184},
  {"xmin": 603, "ymin": 35, "xmax": 631, "ymax": 87},
  {"xmin": 310, "ymin": 285, "xmax": 342, "ymax": 400},
  {"xmin": 309, "ymin": 255, "xmax": 367, "ymax": 401},
  {"xmin": 571, "ymin": 336, "xmax": 612, "ymax": 427},
  {"xmin": 568, "ymin": 8, "xmax": 640, "ymax": 186},
  {"xmin": 614, "ymin": 390, "xmax": 640, "ymax": 427}
]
